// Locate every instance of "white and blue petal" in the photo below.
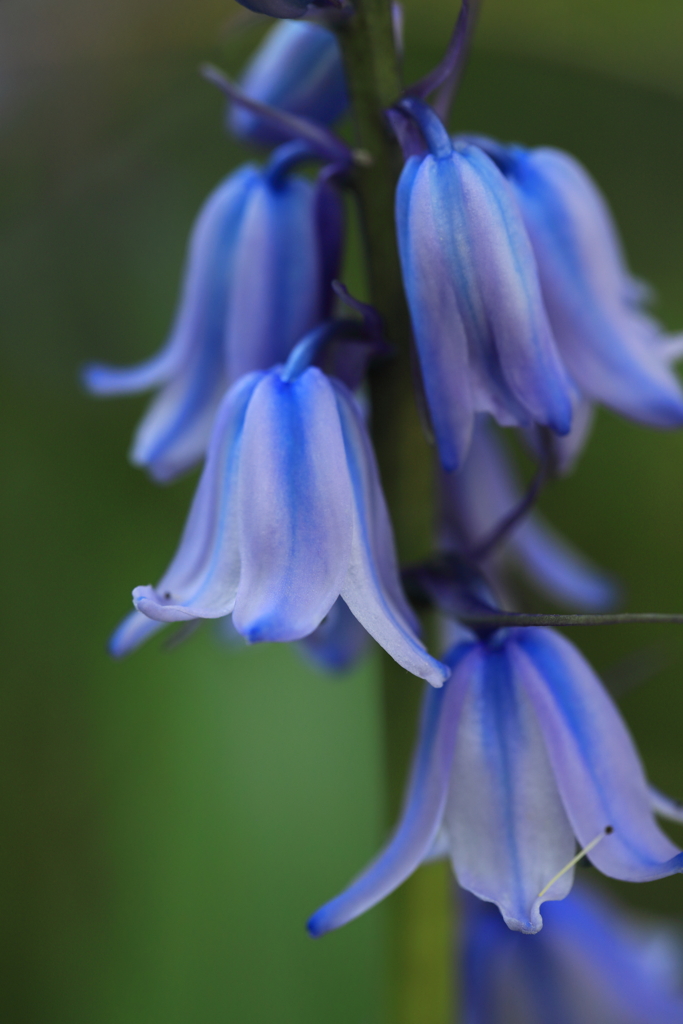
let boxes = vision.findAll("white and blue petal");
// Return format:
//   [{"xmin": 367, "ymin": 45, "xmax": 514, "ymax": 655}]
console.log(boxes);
[
  {"xmin": 85, "ymin": 165, "xmax": 259, "ymax": 479},
  {"xmin": 515, "ymin": 628, "xmax": 683, "ymax": 882},
  {"xmin": 508, "ymin": 147, "xmax": 683, "ymax": 428},
  {"xmin": 333, "ymin": 380, "xmax": 449, "ymax": 686},
  {"xmin": 231, "ymin": 368, "xmax": 353, "ymax": 643},
  {"xmin": 230, "ymin": 21, "xmax": 348, "ymax": 147},
  {"xmin": 445, "ymin": 634, "xmax": 576, "ymax": 933},
  {"xmin": 225, "ymin": 174, "xmax": 332, "ymax": 384},
  {"xmin": 133, "ymin": 371, "xmax": 264, "ymax": 622},
  {"xmin": 308, "ymin": 645, "xmax": 472, "ymax": 937},
  {"xmin": 108, "ymin": 609, "xmax": 167, "ymax": 658}
]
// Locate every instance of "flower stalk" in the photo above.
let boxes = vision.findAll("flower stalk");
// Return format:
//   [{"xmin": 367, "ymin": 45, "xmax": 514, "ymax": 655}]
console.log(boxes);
[{"xmin": 335, "ymin": 5, "xmax": 452, "ymax": 1022}]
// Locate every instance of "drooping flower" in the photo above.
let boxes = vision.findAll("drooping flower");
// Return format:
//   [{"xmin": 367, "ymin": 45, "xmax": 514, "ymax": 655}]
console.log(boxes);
[
  {"xmin": 395, "ymin": 99, "xmax": 573, "ymax": 471},
  {"xmin": 229, "ymin": 21, "xmax": 347, "ymax": 147},
  {"xmin": 110, "ymin": 595, "xmax": 370, "ymax": 673},
  {"xmin": 468, "ymin": 138, "xmax": 683, "ymax": 429},
  {"xmin": 462, "ymin": 884, "xmax": 683, "ymax": 1024},
  {"xmin": 83, "ymin": 144, "xmax": 343, "ymax": 481},
  {"xmin": 128, "ymin": 339, "xmax": 449, "ymax": 687},
  {"xmin": 308, "ymin": 625, "xmax": 683, "ymax": 936},
  {"xmin": 439, "ymin": 415, "xmax": 617, "ymax": 611}
]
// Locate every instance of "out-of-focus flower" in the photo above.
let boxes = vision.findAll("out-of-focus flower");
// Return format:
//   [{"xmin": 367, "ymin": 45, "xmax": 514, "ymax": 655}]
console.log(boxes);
[
  {"xmin": 439, "ymin": 415, "xmax": 617, "ymax": 611},
  {"xmin": 84, "ymin": 144, "xmax": 343, "ymax": 481},
  {"xmin": 395, "ymin": 99, "xmax": 572, "ymax": 471},
  {"xmin": 230, "ymin": 21, "xmax": 348, "ymax": 147},
  {"xmin": 469, "ymin": 138, "xmax": 683, "ymax": 430},
  {"xmin": 235, "ymin": 0, "xmax": 334, "ymax": 20},
  {"xmin": 309, "ymin": 626, "xmax": 683, "ymax": 936},
  {"xmin": 298, "ymin": 597, "xmax": 370, "ymax": 671},
  {"xmin": 129, "ymin": 340, "xmax": 449, "ymax": 686},
  {"xmin": 462, "ymin": 884, "xmax": 683, "ymax": 1024}
]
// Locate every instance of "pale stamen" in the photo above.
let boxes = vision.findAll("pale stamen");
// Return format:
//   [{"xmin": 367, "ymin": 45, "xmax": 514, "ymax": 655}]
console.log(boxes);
[{"xmin": 537, "ymin": 826, "xmax": 613, "ymax": 900}]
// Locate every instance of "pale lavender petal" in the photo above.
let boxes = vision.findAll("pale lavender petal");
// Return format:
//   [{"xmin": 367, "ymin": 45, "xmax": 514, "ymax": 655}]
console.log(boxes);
[
  {"xmin": 516, "ymin": 628, "xmax": 683, "ymax": 881},
  {"xmin": 458, "ymin": 145, "xmax": 572, "ymax": 437},
  {"xmin": 650, "ymin": 786, "xmax": 683, "ymax": 825},
  {"xmin": 513, "ymin": 517, "xmax": 618, "ymax": 612},
  {"xmin": 225, "ymin": 176, "xmax": 326, "ymax": 384},
  {"xmin": 232, "ymin": 368, "xmax": 353, "ymax": 643},
  {"xmin": 333, "ymin": 382, "xmax": 449, "ymax": 686},
  {"xmin": 84, "ymin": 166, "xmax": 258, "ymax": 398},
  {"xmin": 133, "ymin": 372, "xmax": 264, "ymax": 623},
  {"xmin": 396, "ymin": 154, "xmax": 475, "ymax": 470},
  {"xmin": 511, "ymin": 148, "xmax": 683, "ymax": 427},
  {"xmin": 308, "ymin": 646, "xmax": 472, "ymax": 937},
  {"xmin": 129, "ymin": 359, "xmax": 226, "ymax": 483},
  {"xmin": 445, "ymin": 636, "xmax": 576, "ymax": 933},
  {"xmin": 108, "ymin": 610, "xmax": 167, "ymax": 658}
]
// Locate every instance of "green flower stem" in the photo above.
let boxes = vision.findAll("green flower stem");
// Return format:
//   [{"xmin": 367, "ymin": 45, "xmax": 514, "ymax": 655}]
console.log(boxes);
[{"xmin": 335, "ymin": 8, "xmax": 453, "ymax": 1023}]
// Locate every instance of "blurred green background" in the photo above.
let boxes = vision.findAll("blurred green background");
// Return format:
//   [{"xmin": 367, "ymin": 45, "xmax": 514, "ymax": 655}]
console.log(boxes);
[{"xmin": 2, "ymin": 1, "xmax": 683, "ymax": 1021}]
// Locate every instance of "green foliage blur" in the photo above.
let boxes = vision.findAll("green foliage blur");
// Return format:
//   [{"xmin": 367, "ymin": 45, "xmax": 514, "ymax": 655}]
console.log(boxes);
[{"xmin": 1, "ymin": 1, "xmax": 683, "ymax": 1020}]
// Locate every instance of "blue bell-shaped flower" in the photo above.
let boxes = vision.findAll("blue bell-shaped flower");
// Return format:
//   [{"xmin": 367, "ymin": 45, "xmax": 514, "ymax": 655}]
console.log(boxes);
[
  {"xmin": 439, "ymin": 415, "xmax": 617, "ymax": 611},
  {"xmin": 470, "ymin": 138, "xmax": 683, "ymax": 429},
  {"xmin": 309, "ymin": 625, "xmax": 683, "ymax": 936},
  {"xmin": 128, "ymin": 340, "xmax": 449, "ymax": 687},
  {"xmin": 84, "ymin": 144, "xmax": 343, "ymax": 482},
  {"xmin": 230, "ymin": 21, "xmax": 348, "ymax": 147},
  {"xmin": 395, "ymin": 100, "xmax": 573, "ymax": 471},
  {"xmin": 462, "ymin": 885, "xmax": 683, "ymax": 1024}
]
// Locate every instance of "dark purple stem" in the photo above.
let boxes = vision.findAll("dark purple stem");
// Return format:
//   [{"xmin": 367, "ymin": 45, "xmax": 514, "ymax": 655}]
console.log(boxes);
[
  {"xmin": 404, "ymin": 0, "xmax": 481, "ymax": 120},
  {"xmin": 201, "ymin": 63, "xmax": 354, "ymax": 166}
]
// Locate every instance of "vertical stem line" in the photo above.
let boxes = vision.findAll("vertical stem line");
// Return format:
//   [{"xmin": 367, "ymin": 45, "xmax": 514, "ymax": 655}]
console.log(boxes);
[{"xmin": 335, "ymin": 8, "xmax": 452, "ymax": 1023}]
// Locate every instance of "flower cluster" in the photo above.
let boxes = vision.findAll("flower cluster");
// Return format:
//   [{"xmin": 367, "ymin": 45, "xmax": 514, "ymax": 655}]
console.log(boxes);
[{"xmin": 86, "ymin": 4, "xmax": 683, "ymax": 1016}]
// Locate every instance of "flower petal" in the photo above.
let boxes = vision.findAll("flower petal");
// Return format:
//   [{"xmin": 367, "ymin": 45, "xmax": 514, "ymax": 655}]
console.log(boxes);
[
  {"xmin": 445, "ymin": 636, "xmax": 576, "ymax": 933},
  {"xmin": 225, "ymin": 175, "xmax": 329, "ymax": 384},
  {"xmin": 515, "ymin": 628, "xmax": 683, "ymax": 881},
  {"xmin": 108, "ymin": 609, "xmax": 167, "ymax": 658},
  {"xmin": 510, "ymin": 148, "xmax": 683, "ymax": 428},
  {"xmin": 308, "ymin": 645, "xmax": 472, "ymax": 937},
  {"xmin": 333, "ymin": 382, "xmax": 450, "ymax": 686},
  {"xmin": 232, "ymin": 368, "xmax": 353, "ymax": 643},
  {"xmin": 230, "ymin": 21, "xmax": 347, "ymax": 147},
  {"xmin": 458, "ymin": 145, "xmax": 573, "ymax": 437},
  {"xmin": 84, "ymin": 166, "xmax": 257, "ymax": 398},
  {"xmin": 649, "ymin": 786, "xmax": 683, "ymax": 825},
  {"xmin": 396, "ymin": 153, "xmax": 475, "ymax": 470},
  {"xmin": 133, "ymin": 371, "xmax": 264, "ymax": 623}
]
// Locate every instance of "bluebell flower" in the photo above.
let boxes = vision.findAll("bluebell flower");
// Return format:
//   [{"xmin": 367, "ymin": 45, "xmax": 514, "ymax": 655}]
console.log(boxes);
[
  {"xmin": 462, "ymin": 885, "xmax": 683, "ymax": 1024},
  {"xmin": 308, "ymin": 625, "xmax": 683, "ymax": 936},
  {"xmin": 395, "ymin": 100, "xmax": 573, "ymax": 471},
  {"xmin": 229, "ymin": 21, "xmax": 347, "ymax": 147},
  {"xmin": 128, "ymin": 346, "xmax": 449, "ymax": 686},
  {"xmin": 439, "ymin": 416, "xmax": 617, "ymax": 611},
  {"xmin": 84, "ymin": 146, "xmax": 343, "ymax": 481},
  {"xmin": 468, "ymin": 138, "xmax": 683, "ymax": 429}
]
